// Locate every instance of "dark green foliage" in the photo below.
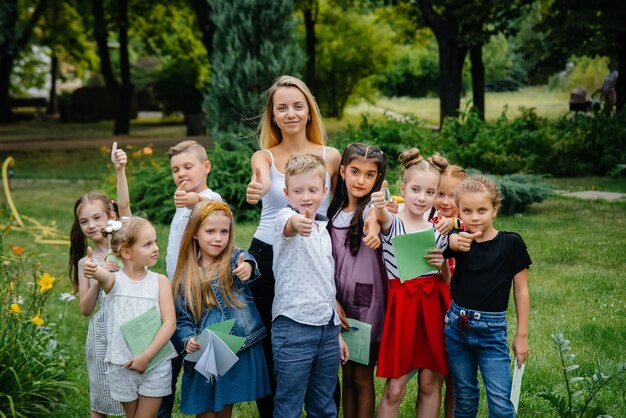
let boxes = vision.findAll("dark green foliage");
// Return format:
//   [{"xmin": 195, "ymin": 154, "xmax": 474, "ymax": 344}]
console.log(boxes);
[
  {"xmin": 154, "ymin": 60, "xmax": 205, "ymax": 115},
  {"xmin": 547, "ymin": 110, "xmax": 626, "ymax": 176},
  {"xmin": 127, "ymin": 158, "xmax": 176, "ymax": 225},
  {"xmin": 329, "ymin": 115, "xmax": 437, "ymax": 190},
  {"xmin": 376, "ymin": 44, "xmax": 440, "ymax": 98},
  {"xmin": 205, "ymin": 0, "xmax": 303, "ymax": 138},
  {"xmin": 207, "ymin": 139, "xmax": 259, "ymax": 222},
  {"xmin": 126, "ymin": 142, "xmax": 258, "ymax": 224},
  {"xmin": 537, "ymin": 332, "xmax": 626, "ymax": 418},
  {"xmin": 316, "ymin": 7, "xmax": 393, "ymax": 118},
  {"xmin": 439, "ymin": 107, "xmax": 550, "ymax": 174},
  {"xmin": 496, "ymin": 174, "xmax": 552, "ymax": 215},
  {"xmin": 0, "ymin": 241, "xmax": 79, "ymax": 417}
]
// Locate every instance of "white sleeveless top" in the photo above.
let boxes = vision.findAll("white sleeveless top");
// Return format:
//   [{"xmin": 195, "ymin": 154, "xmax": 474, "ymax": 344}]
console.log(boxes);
[
  {"xmin": 105, "ymin": 269, "xmax": 161, "ymax": 365},
  {"xmin": 253, "ymin": 147, "xmax": 332, "ymax": 245}
]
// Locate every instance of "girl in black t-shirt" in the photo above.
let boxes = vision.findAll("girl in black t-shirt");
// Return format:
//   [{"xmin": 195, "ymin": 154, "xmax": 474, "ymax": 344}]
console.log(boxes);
[{"xmin": 444, "ymin": 175, "xmax": 531, "ymax": 418}]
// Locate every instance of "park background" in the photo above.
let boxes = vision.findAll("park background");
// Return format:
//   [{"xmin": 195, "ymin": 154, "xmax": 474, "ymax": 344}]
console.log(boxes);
[{"xmin": 1, "ymin": 1, "xmax": 625, "ymax": 417}]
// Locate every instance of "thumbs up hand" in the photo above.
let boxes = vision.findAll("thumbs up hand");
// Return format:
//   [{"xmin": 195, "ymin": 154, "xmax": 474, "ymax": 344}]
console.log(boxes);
[
  {"xmin": 111, "ymin": 141, "xmax": 127, "ymax": 169},
  {"xmin": 83, "ymin": 247, "xmax": 99, "ymax": 278},
  {"xmin": 362, "ymin": 215, "xmax": 381, "ymax": 249},
  {"xmin": 246, "ymin": 167, "xmax": 264, "ymax": 204},
  {"xmin": 232, "ymin": 252, "xmax": 253, "ymax": 281},
  {"xmin": 371, "ymin": 180, "xmax": 388, "ymax": 209},
  {"xmin": 451, "ymin": 230, "xmax": 482, "ymax": 252},
  {"xmin": 174, "ymin": 181, "xmax": 187, "ymax": 208},
  {"xmin": 435, "ymin": 216, "xmax": 454, "ymax": 235},
  {"xmin": 291, "ymin": 209, "xmax": 314, "ymax": 237}
]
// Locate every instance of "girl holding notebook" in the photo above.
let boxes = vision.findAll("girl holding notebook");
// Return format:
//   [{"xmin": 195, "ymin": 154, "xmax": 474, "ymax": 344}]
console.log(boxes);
[
  {"xmin": 83, "ymin": 216, "xmax": 176, "ymax": 418},
  {"xmin": 172, "ymin": 200, "xmax": 270, "ymax": 417},
  {"xmin": 371, "ymin": 148, "xmax": 450, "ymax": 418}
]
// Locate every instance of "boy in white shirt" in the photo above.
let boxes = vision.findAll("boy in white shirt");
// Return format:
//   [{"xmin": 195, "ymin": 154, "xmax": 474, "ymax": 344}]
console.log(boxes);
[
  {"xmin": 160, "ymin": 140, "xmax": 221, "ymax": 418},
  {"xmin": 272, "ymin": 153, "xmax": 348, "ymax": 418}
]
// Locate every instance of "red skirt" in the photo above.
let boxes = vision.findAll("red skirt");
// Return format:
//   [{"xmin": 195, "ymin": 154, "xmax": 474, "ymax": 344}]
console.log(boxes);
[{"xmin": 376, "ymin": 276, "xmax": 451, "ymax": 378}]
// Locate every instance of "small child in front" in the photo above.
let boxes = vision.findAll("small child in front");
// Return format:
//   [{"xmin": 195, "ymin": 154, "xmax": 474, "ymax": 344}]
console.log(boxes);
[
  {"xmin": 272, "ymin": 153, "xmax": 348, "ymax": 418},
  {"xmin": 444, "ymin": 175, "xmax": 531, "ymax": 418}
]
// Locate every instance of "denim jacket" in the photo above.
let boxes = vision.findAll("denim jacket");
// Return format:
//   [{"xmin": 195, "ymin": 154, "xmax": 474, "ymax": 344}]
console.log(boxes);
[{"xmin": 175, "ymin": 248, "xmax": 266, "ymax": 354}]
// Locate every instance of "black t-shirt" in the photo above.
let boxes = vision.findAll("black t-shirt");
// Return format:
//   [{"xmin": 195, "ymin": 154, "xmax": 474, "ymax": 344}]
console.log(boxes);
[{"xmin": 444, "ymin": 231, "xmax": 532, "ymax": 312}]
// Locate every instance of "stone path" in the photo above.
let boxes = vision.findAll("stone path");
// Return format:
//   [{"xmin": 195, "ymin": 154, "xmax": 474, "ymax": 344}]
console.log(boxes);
[{"xmin": 562, "ymin": 191, "xmax": 626, "ymax": 201}]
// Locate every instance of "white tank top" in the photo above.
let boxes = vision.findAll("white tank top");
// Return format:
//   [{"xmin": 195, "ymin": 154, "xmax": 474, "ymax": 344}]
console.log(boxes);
[{"xmin": 253, "ymin": 148, "xmax": 331, "ymax": 245}]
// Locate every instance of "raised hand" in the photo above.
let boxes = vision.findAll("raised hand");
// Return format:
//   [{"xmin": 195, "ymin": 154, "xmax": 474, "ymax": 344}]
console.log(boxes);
[
  {"xmin": 246, "ymin": 167, "xmax": 264, "ymax": 204},
  {"xmin": 83, "ymin": 247, "xmax": 98, "ymax": 278},
  {"xmin": 111, "ymin": 142, "xmax": 127, "ymax": 169},
  {"xmin": 362, "ymin": 215, "xmax": 381, "ymax": 249},
  {"xmin": 371, "ymin": 180, "xmax": 388, "ymax": 209},
  {"xmin": 173, "ymin": 181, "xmax": 189, "ymax": 208},
  {"xmin": 232, "ymin": 253, "xmax": 252, "ymax": 280},
  {"xmin": 451, "ymin": 231, "xmax": 482, "ymax": 252},
  {"xmin": 435, "ymin": 217, "xmax": 454, "ymax": 235},
  {"xmin": 291, "ymin": 208, "xmax": 314, "ymax": 237},
  {"xmin": 385, "ymin": 196, "xmax": 399, "ymax": 214}
]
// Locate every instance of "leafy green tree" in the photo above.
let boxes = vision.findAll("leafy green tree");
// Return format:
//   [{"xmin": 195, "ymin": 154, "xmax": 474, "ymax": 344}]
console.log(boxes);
[
  {"xmin": 316, "ymin": 5, "xmax": 393, "ymax": 118},
  {"xmin": 0, "ymin": 0, "xmax": 48, "ymax": 123},
  {"xmin": 91, "ymin": 0, "xmax": 134, "ymax": 135},
  {"xmin": 205, "ymin": 0, "xmax": 303, "ymax": 138},
  {"xmin": 522, "ymin": 0, "xmax": 626, "ymax": 111}
]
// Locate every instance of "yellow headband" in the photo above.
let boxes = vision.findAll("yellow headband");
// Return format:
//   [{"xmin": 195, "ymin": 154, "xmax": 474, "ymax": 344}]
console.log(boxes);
[{"xmin": 200, "ymin": 201, "xmax": 232, "ymax": 220}]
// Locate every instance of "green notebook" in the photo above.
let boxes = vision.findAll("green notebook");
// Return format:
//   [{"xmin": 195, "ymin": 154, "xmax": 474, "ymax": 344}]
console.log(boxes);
[
  {"xmin": 341, "ymin": 319, "xmax": 372, "ymax": 365},
  {"xmin": 391, "ymin": 227, "xmax": 437, "ymax": 282},
  {"xmin": 120, "ymin": 306, "xmax": 176, "ymax": 372}
]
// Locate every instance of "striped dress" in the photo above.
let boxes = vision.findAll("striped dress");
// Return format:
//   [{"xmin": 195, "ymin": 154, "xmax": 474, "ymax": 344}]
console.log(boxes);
[{"xmin": 85, "ymin": 286, "xmax": 124, "ymax": 415}]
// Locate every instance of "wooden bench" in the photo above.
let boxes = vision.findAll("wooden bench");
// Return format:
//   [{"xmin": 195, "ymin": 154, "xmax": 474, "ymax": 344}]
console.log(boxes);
[{"xmin": 10, "ymin": 97, "xmax": 48, "ymax": 118}]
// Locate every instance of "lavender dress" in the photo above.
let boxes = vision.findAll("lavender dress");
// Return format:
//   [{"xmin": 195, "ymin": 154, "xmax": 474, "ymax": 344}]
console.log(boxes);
[{"xmin": 330, "ymin": 210, "xmax": 387, "ymax": 350}]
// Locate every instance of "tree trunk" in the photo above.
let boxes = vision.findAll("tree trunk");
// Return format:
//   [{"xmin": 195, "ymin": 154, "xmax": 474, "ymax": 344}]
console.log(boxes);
[
  {"xmin": 303, "ymin": 4, "xmax": 318, "ymax": 97},
  {"xmin": 616, "ymin": 39, "xmax": 625, "ymax": 113},
  {"xmin": 192, "ymin": 0, "xmax": 213, "ymax": 57},
  {"xmin": 416, "ymin": 0, "xmax": 464, "ymax": 129},
  {"xmin": 436, "ymin": 36, "xmax": 464, "ymax": 128},
  {"xmin": 47, "ymin": 53, "xmax": 58, "ymax": 114},
  {"xmin": 114, "ymin": 0, "xmax": 132, "ymax": 135},
  {"xmin": 470, "ymin": 44, "xmax": 485, "ymax": 120},
  {"xmin": 0, "ymin": 57, "xmax": 15, "ymax": 123}
]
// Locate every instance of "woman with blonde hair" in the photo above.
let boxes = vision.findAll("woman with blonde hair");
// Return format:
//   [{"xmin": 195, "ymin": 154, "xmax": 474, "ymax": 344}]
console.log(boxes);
[{"xmin": 245, "ymin": 75, "xmax": 341, "ymax": 417}]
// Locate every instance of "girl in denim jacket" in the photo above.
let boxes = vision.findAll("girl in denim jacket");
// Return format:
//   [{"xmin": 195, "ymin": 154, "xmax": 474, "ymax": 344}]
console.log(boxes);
[{"xmin": 173, "ymin": 201, "xmax": 271, "ymax": 417}]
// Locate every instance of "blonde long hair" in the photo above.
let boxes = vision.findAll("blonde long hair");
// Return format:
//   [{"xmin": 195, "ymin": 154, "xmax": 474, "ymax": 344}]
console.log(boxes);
[
  {"xmin": 172, "ymin": 201, "xmax": 242, "ymax": 323},
  {"xmin": 258, "ymin": 75, "xmax": 326, "ymax": 149}
]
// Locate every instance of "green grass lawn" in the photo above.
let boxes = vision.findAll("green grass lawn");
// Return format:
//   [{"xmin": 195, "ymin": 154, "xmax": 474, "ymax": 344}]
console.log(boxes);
[{"xmin": 2, "ymin": 174, "xmax": 624, "ymax": 417}]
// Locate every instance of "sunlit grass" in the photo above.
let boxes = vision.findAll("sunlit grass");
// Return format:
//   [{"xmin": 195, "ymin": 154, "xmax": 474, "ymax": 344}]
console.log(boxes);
[
  {"xmin": 2, "ymin": 176, "xmax": 624, "ymax": 417},
  {"xmin": 355, "ymin": 86, "xmax": 571, "ymax": 126}
]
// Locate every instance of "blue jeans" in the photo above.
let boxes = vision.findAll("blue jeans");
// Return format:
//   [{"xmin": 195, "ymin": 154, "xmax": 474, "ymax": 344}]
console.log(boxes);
[
  {"xmin": 444, "ymin": 302, "xmax": 515, "ymax": 418},
  {"xmin": 272, "ymin": 315, "xmax": 340, "ymax": 418}
]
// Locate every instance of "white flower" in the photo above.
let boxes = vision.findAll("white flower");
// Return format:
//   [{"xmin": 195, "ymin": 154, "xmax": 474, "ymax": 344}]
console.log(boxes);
[
  {"xmin": 105, "ymin": 219, "xmax": 123, "ymax": 233},
  {"xmin": 59, "ymin": 292, "xmax": 77, "ymax": 302},
  {"xmin": 12, "ymin": 296, "xmax": 24, "ymax": 305}
]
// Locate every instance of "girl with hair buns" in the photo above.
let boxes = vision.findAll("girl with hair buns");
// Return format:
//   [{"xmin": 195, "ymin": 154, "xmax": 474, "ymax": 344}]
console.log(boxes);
[
  {"xmin": 371, "ymin": 148, "xmax": 451, "ymax": 418},
  {"xmin": 245, "ymin": 75, "xmax": 341, "ymax": 417}
]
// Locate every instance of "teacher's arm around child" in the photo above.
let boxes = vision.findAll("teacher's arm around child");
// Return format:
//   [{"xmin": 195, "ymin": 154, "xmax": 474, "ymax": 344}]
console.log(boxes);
[
  {"xmin": 84, "ymin": 217, "xmax": 176, "ymax": 418},
  {"xmin": 445, "ymin": 175, "xmax": 531, "ymax": 417}
]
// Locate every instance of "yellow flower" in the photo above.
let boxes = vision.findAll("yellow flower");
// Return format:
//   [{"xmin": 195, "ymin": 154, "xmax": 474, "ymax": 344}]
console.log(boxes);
[
  {"xmin": 37, "ymin": 273, "xmax": 56, "ymax": 293},
  {"xmin": 29, "ymin": 310, "xmax": 44, "ymax": 326},
  {"xmin": 9, "ymin": 303, "xmax": 21, "ymax": 315},
  {"xmin": 142, "ymin": 146, "xmax": 153, "ymax": 155}
]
